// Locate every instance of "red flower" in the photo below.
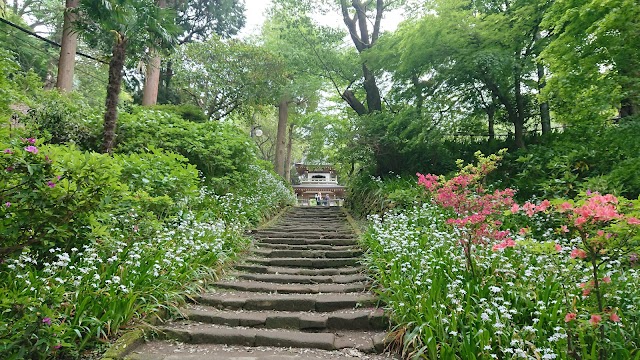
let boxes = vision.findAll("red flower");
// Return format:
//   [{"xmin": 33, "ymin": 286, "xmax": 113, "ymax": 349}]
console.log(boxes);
[
  {"xmin": 570, "ymin": 248, "xmax": 587, "ymax": 259},
  {"xmin": 564, "ymin": 313, "xmax": 577, "ymax": 322},
  {"xmin": 610, "ymin": 313, "xmax": 620, "ymax": 322},
  {"xmin": 590, "ymin": 314, "xmax": 602, "ymax": 326}
]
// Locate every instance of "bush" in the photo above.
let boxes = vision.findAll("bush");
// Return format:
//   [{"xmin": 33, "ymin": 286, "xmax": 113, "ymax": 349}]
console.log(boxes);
[
  {"xmin": 116, "ymin": 107, "xmax": 256, "ymax": 179},
  {"xmin": 346, "ymin": 172, "xmax": 423, "ymax": 217},
  {"xmin": 20, "ymin": 91, "xmax": 102, "ymax": 151},
  {"xmin": 496, "ymin": 121, "xmax": 640, "ymax": 201},
  {"xmin": 115, "ymin": 147, "xmax": 199, "ymax": 216},
  {"xmin": 151, "ymin": 104, "xmax": 207, "ymax": 122},
  {"xmin": 0, "ymin": 138, "xmax": 125, "ymax": 256}
]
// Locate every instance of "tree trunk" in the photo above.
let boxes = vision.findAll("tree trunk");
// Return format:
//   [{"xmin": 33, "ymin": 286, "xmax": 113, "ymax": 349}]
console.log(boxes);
[
  {"xmin": 362, "ymin": 64, "xmax": 382, "ymax": 112},
  {"xmin": 141, "ymin": 0, "xmax": 166, "ymax": 106},
  {"xmin": 487, "ymin": 106, "xmax": 495, "ymax": 141},
  {"xmin": 285, "ymin": 123, "xmax": 294, "ymax": 183},
  {"xmin": 102, "ymin": 38, "xmax": 127, "ymax": 154},
  {"xmin": 275, "ymin": 99, "xmax": 289, "ymax": 177},
  {"xmin": 142, "ymin": 50, "xmax": 161, "ymax": 106},
  {"xmin": 514, "ymin": 65, "xmax": 526, "ymax": 148},
  {"xmin": 537, "ymin": 63, "xmax": 551, "ymax": 134},
  {"xmin": 56, "ymin": 0, "xmax": 79, "ymax": 92}
]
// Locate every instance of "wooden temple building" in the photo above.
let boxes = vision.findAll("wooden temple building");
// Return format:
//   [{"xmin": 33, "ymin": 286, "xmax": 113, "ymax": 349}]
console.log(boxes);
[{"xmin": 292, "ymin": 164, "xmax": 345, "ymax": 206}]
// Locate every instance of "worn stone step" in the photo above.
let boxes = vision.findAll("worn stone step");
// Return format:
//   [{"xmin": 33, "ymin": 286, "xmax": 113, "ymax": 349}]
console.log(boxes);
[
  {"xmin": 193, "ymin": 292, "xmax": 377, "ymax": 311},
  {"xmin": 256, "ymin": 238, "xmax": 358, "ymax": 246},
  {"xmin": 213, "ymin": 280, "xmax": 368, "ymax": 294},
  {"xmin": 255, "ymin": 231, "xmax": 355, "ymax": 239},
  {"xmin": 247, "ymin": 257, "xmax": 360, "ymax": 268},
  {"xmin": 234, "ymin": 264, "xmax": 364, "ymax": 276},
  {"xmin": 156, "ymin": 324, "xmax": 386, "ymax": 353},
  {"xmin": 253, "ymin": 242, "xmax": 360, "ymax": 251},
  {"xmin": 251, "ymin": 249, "xmax": 363, "ymax": 259},
  {"xmin": 234, "ymin": 272, "xmax": 368, "ymax": 284},
  {"xmin": 126, "ymin": 342, "xmax": 399, "ymax": 360},
  {"xmin": 183, "ymin": 306, "xmax": 388, "ymax": 331}
]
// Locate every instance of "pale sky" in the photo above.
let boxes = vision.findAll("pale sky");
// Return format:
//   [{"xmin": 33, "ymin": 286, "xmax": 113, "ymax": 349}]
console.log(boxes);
[{"xmin": 238, "ymin": 0, "xmax": 404, "ymax": 38}]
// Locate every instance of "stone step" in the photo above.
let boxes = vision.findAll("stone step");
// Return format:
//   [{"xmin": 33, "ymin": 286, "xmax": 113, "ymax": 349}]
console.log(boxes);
[
  {"xmin": 246, "ymin": 257, "xmax": 360, "ymax": 268},
  {"xmin": 126, "ymin": 342, "xmax": 399, "ymax": 360},
  {"xmin": 253, "ymin": 242, "xmax": 359, "ymax": 251},
  {"xmin": 234, "ymin": 272, "xmax": 368, "ymax": 284},
  {"xmin": 182, "ymin": 306, "xmax": 388, "ymax": 331},
  {"xmin": 255, "ymin": 231, "xmax": 355, "ymax": 239},
  {"xmin": 213, "ymin": 280, "xmax": 368, "ymax": 294},
  {"xmin": 234, "ymin": 264, "xmax": 364, "ymax": 276},
  {"xmin": 193, "ymin": 292, "xmax": 377, "ymax": 311},
  {"xmin": 256, "ymin": 238, "xmax": 358, "ymax": 246},
  {"xmin": 251, "ymin": 249, "xmax": 363, "ymax": 259},
  {"xmin": 156, "ymin": 324, "xmax": 386, "ymax": 353}
]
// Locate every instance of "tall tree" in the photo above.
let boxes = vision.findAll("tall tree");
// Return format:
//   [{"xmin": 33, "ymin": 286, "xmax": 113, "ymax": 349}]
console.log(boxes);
[
  {"xmin": 141, "ymin": 0, "xmax": 165, "ymax": 105},
  {"xmin": 55, "ymin": 0, "xmax": 79, "ymax": 92},
  {"xmin": 542, "ymin": 0, "xmax": 640, "ymax": 121},
  {"xmin": 75, "ymin": 0, "xmax": 177, "ymax": 153},
  {"xmin": 142, "ymin": 0, "xmax": 245, "ymax": 105}
]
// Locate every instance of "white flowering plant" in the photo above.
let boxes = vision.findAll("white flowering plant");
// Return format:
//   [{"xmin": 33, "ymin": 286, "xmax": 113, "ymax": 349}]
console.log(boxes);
[
  {"xmin": 362, "ymin": 157, "xmax": 640, "ymax": 359},
  {"xmin": 0, "ymin": 137, "xmax": 295, "ymax": 358}
]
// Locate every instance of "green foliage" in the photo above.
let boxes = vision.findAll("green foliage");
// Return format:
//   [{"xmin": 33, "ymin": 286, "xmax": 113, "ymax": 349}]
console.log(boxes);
[
  {"xmin": 496, "ymin": 120, "xmax": 640, "ymax": 200},
  {"xmin": 20, "ymin": 90, "xmax": 103, "ymax": 151},
  {"xmin": 0, "ymin": 11, "xmax": 56, "ymax": 82},
  {"xmin": 0, "ymin": 139, "xmax": 126, "ymax": 256},
  {"xmin": 150, "ymin": 103, "xmax": 207, "ymax": 122},
  {"xmin": 541, "ymin": 0, "xmax": 640, "ymax": 121},
  {"xmin": 116, "ymin": 107, "xmax": 256, "ymax": 179},
  {"xmin": 115, "ymin": 147, "xmax": 199, "ymax": 215},
  {"xmin": 346, "ymin": 172, "xmax": 423, "ymax": 217}
]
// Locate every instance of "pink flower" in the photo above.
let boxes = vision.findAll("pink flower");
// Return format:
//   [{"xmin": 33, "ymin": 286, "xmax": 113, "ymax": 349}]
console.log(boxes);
[
  {"xmin": 555, "ymin": 243, "xmax": 562, "ymax": 252},
  {"xmin": 559, "ymin": 202, "xmax": 573, "ymax": 212},
  {"xmin": 510, "ymin": 204, "xmax": 520, "ymax": 213},
  {"xmin": 602, "ymin": 276, "xmax": 611, "ymax": 283},
  {"xmin": 574, "ymin": 216, "xmax": 587, "ymax": 227},
  {"xmin": 3, "ymin": 149, "xmax": 12, "ymax": 154},
  {"xmin": 627, "ymin": 217, "xmax": 640, "ymax": 225},
  {"xmin": 22, "ymin": 137, "xmax": 36, "ymax": 144},
  {"xmin": 4, "ymin": 202, "xmax": 10, "ymax": 208},
  {"xmin": 570, "ymin": 248, "xmax": 587, "ymax": 259},
  {"xmin": 590, "ymin": 314, "xmax": 602, "ymax": 326},
  {"xmin": 53, "ymin": 344, "xmax": 61, "ymax": 350},
  {"xmin": 536, "ymin": 199, "xmax": 551, "ymax": 212},
  {"xmin": 42, "ymin": 317, "xmax": 52, "ymax": 326},
  {"xmin": 417, "ymin": 172, "xmax": 439, "ymax": 191},
  {"xmin": 519, "ymin": 227, "xmax": 528, "ymax": 235},
  {"xmin": 47, "ymin": 181, "xmax": 56, "ymax": 188},
  {"xmin": 565, "ymin": 313, "xmax": 577, "ymax": 322},
  {"xmin": 492, "ymin": 238, "xmax": 516, "ymax": 251},
  {"xmin": 610, "ymin": 313, "xmax": 620, "ymax": 322},
  {"xmin": 560, "ymin": 225, "xmax": 569, "ymax": 233},
  {"xmin": 5, "ymin": 166, "xmax": 13, "ymax": 172},
  {"xmin": 24, "ymin": 145, "xmax": 38, "ymax": 154}
]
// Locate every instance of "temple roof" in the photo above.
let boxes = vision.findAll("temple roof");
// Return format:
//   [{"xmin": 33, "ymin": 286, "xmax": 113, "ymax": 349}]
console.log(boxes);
[{"xmin": 294, "ymin": 163, "xmax": 336, "ymax": 175}]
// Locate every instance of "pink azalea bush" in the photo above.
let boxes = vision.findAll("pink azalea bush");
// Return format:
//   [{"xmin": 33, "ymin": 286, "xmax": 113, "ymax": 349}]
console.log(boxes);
[{"xmin": 360, "ymin": 148, "xmax": 640, "ymax": 359}]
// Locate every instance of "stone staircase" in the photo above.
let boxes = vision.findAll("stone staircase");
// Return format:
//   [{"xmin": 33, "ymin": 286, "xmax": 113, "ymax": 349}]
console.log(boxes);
[{"xmin": 126, "ymin": 207, "xmax": 396, "ymax": 360}]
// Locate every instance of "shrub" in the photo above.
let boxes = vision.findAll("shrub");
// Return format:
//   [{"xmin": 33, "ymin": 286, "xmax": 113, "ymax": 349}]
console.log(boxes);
[
  {"xmin": 20, "ymin": 91, "xmax": 102, "ymax": 151},
  {"xmin": 116, "ymin": 107, "xmax": 256, "ymax": 179},
  {"xmin": 151, "ymin": 103, "xmax": 207, "ymax": 122},
  {"xmin": 0, "ymin": 138, "xmax": 125, "ymax": 257},
  {"xmin": 115, "ymin": 147, "xmax": 199, "ymax": 216}
]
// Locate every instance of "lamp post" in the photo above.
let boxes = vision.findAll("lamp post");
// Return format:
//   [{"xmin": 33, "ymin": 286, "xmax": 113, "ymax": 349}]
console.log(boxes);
[{"xmin": 250, "ymin": 126, "xmax": 263, "ymax": 138}]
